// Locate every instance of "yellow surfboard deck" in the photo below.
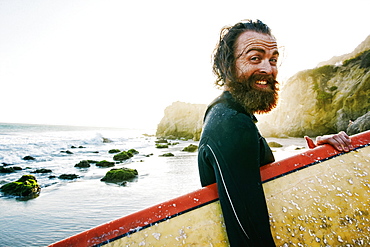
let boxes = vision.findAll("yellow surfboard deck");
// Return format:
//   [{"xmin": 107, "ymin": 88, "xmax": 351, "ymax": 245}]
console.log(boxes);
[{"xmin": 49, "ymin": 131, "xmax": 370, "ymax": 247}]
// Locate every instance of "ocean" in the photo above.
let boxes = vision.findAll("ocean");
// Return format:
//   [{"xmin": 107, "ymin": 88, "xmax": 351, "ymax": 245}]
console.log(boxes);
[{"xmin": 0, "ymin": 123, "xmax": 307, "ymax": 246}]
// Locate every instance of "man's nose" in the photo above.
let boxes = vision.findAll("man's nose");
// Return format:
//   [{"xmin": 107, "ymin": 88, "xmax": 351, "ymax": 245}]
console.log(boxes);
[{"xmin": 258, "ymin": 59, "xmax": 273, "ymax": 74}]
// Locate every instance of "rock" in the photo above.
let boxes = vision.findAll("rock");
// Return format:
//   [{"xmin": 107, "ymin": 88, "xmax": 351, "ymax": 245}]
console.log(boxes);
[
  {"xmin": 268, "ymin": 142, "xmax": 283, "ymax": 148},
  {"xmin": 347, "ymin": 111, "xmax": 370, "ymax": 135},
  {"xmin": 102, "ymin": 137, "xmax": 113, "ymax": 143},
  {"xmin": 74, "ymin": 160, "xmax": 91, "ymax": 168},
  {"xmin": 182, "ymin": 144, "xmax": 198, "ymax": 152},
  {"xmin": 0, "ymin": 175, "xmax": 41, "ymax": 198},
  {"xmin": 96, "ymin": 160, "xmax": 115, "ymax": 167},
  {"xmin": 113, "ymin": 151, "xmax": 130, "ymax": 161},
  {"xmin": 127, "ymin": 149, "xmax": 139, "ymax": 155},
  {"xmin": 23, "ymin": 156, "xmax": 35, "ymax": 161},
  {"xmin": 61, "ymin": 150, "xmax": 74, "ymax": 154},
  {"xmin": 0, "ymin": 166, "xmax": 15, "ymax": 173},
  {"xmin": 31, "ymin": 168, "xmax": 52, "ymax": 173},
  {"xmin": 59, "ymin": 174, "xmax": 79, "ymax": 180},
  {"xmin": 156, "ymin": 101, "xmax": 207, "ymax": 141},
  {"xmin": 108, "ymin": 149, "xmax": 121, "ymax": 154},
  {"xmin": 160, "ymin": 153, "xmax": 175, "ymax": 157},
  {"xmin": 100, "ymin": 168, "xmax": 138, "ymax": 183},
  {"xmin": 156, "ymin": 144, "xmax": 169, "ymax": 149}
]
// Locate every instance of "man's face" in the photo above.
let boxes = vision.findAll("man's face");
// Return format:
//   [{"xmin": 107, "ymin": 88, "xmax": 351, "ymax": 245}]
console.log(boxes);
[
  {"xmin": 234, "ymin": 31, "xmax": 279, "ymax": 90},
  {"xmin": 228, "ymin": 31, "xmax": 279, "ymax": 114}
]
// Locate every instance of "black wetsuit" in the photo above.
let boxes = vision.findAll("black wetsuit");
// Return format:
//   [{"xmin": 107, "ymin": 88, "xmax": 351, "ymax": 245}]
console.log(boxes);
[{"xmin": 198, "ymin": 91, "xmax": 276, "ymax": 246}]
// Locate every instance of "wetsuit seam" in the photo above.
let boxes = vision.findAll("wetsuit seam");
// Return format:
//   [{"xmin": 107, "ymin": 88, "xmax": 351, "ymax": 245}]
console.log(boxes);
[{"xmin": 205, "ymin": 143, "xmax": 250, "ymax": 240}]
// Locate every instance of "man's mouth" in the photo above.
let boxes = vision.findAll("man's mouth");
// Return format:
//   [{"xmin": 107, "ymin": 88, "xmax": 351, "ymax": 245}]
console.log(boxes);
[
  {"xmin": 256, "ymin": 80, "xmax": 267, "ymax": 85},
  {"xmin": 255, "ymin": 80, "xmax": 269, "ymax": 88}
]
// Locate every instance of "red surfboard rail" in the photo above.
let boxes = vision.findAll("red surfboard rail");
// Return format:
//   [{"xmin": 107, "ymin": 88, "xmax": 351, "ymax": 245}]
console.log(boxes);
[
  {"xmin": 260, "ymin": 130, "xmax": 370, "ymax": 182},
  {"xmin": 49, "ymin": 130, "xmax": 370, "ymax": 247}
]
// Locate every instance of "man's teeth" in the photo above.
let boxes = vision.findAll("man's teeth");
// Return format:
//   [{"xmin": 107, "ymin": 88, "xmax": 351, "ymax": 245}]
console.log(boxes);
[{"xmin": 256, "ymin": 80, "xmax": 267, "ymax": 85}]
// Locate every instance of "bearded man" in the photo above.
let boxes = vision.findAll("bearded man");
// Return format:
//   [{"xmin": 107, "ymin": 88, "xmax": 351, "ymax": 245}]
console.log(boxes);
[{"xmin": 198, "ymin": 20, "xmax": 353, "ymax": 246}]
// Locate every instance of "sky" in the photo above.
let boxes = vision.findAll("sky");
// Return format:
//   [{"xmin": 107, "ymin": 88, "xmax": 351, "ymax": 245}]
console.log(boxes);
[{"xmin": 1, "ymin": 0, "xmax": 369, "ymax": 129}]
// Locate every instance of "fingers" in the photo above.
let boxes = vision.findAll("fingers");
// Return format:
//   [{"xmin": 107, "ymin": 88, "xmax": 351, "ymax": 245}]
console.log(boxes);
[
  {"xmin": 322, "ymin": 131, "xmax": 353, "ymax": 152},
  {"xmin": 333, "ymin": 131, "xmax": 353, "ymax": 152},
  {"xmin": 304, "ymin": 136, "xmax": 317, "ymax": 149}
]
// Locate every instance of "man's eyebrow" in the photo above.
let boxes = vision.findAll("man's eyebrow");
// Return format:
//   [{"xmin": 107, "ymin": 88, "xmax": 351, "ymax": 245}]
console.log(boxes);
[
  {"xmin": 245, "ymin": 48, "xmax": 279, "ymax": 55},
  {"xmin": 237, "ymin": 48, "xmax": 279, "ymax": 58}
]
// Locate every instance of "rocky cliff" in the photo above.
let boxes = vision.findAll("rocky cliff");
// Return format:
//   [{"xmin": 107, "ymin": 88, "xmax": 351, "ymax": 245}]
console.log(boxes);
[
  {"xmin": 258, "ymin": 48, "xmax": 370, "ymax": 137},
  {"xmin": 156, "ymin": 101, "xmax": 207, "ymax": 141}
]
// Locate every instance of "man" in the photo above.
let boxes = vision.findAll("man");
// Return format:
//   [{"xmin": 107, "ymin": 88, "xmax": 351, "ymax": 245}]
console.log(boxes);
[{"xmin": 198, "ymin": 20, "xmax": 353, "ymax": 246}]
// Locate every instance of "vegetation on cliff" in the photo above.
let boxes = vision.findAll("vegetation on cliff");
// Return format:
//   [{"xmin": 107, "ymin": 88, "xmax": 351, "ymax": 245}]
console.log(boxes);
[{"xmin": 258, "ymin": 48, "xmax": 370, "ymax": 137}]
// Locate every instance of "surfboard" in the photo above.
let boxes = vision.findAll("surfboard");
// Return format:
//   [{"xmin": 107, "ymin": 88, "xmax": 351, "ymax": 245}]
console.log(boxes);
[{"xmin": 49, "ymin": 130, "xmax": 370, "ymax": 247}]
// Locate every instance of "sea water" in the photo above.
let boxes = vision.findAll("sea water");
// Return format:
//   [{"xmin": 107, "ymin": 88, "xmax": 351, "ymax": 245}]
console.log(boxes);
[{"xmin": 0, "ymin": 123, "xmax": 307, "ymax": 246}]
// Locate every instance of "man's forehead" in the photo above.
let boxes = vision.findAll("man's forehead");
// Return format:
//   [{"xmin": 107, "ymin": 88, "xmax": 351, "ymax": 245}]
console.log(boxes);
[{"xmin": 235, "ymin": 31, "xmax": 278, "ymax": 53}]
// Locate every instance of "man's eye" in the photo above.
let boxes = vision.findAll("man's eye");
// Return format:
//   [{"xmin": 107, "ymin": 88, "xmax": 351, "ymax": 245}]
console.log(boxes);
[
  {"xmin": 270, "ymin": 58, "xmax": 278, "ymax": 64},
  {"xmin": 250, "ymin": 56, "xmax": 260, "ymax": 62}
]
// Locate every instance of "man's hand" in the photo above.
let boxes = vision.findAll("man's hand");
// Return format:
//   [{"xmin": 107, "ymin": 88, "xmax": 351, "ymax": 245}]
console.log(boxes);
[{"xmin": 304, "ymin": 131, "xmax": 354, "ymax": 152}]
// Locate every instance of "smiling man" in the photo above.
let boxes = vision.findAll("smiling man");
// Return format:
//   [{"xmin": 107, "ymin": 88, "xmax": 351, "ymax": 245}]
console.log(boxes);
[{"xmin": 198, "ymin": 19, "xmax": 353, "ymax": 246}]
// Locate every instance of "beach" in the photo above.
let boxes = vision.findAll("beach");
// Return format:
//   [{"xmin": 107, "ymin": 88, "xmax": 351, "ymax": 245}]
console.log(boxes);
[{"xmin": 0, "ymin": 123, "xmax": 307, "ymax": 246}]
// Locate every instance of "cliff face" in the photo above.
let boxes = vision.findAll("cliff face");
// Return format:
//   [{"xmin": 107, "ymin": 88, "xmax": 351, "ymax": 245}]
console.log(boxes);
[
  {"xmin": 258, "ymin": 49, "xmax": 370, "ymax": 137},
  {"xmin": 156, "ymin": 102, "xmax": 207, "ymax": 141}
]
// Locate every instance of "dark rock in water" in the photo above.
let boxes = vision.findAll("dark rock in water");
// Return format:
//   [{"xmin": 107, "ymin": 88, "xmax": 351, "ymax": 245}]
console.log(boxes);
[
  {"xmin": 0, "ymin": 175, "xmax": 41, "ymax": 198},
  {"xmin": 59, "ymin": 174, "xmax": 79, "ymax": 180},
  {"xmin": 182, "ymin": 144, "xmax": 198, "ymax": 152},
  {"xmin": 78, "ymin": 146, "xmax": 85, "ymax": 148},
  {"xmin": 347, "ymin": 112, "xmax": 370, "ymax": 135},
  {"xmin": 13, "ymin": 166, "xmax": 22, "ymax": 171},
  {"xmin": 101, "ymin": 168, "xmax": 138, "ymax": 183},
  {"xmin": 71, "ymin": 146, "xmax": 77, "ymax": 149},
  {"xmin": 102, "ymin": 137, "xmax": 113, "ymax": 143},
  {"xmin": 113, "ymin": 151, "xmax": 130, "ymax": 161},
  {"xmin": 96, "ymin": 160, "xmax": 115, "ymax": 167},
  {"xmin": 156, "ymin": 144, "xmax": 168, "ymax": 149},
  {"xmin": 0, "ymin": 166, "xmax": 15, "ymax": 173},
  {"xmin": 23, "ymin": 156, "xmax": 35, "ymax": 161},
  {"xmin": 60, "ymin": 150, "xmax": 73, "ymax": 154},
  {"xmin": 113, "ymin": 149, "xmax": 138, "ymax": 161},
  {"xmin": 1, "ymin": 163, "xmax": 13, "ymax": 167},
  {"xmin": 108, "ymin": 149, "xmax": 121, "ymax": 154},
  {"xmin": 127, "ymin": 149, "xmax": 139, "ymax": 155},
  {"xmin": 74, "ymin": 160, "xmax": 91, "ymax": 168},
  {"xmin": 49, "ymin": 175, "xmax": 56, "ymax": 179},
  {"xmin": 268, "ymin": 142, "xmax": 283, "ymax": 148},
  {"xmin": 160, "ymin": 153, "xmax": 175, "ymax": 157},
  {"xmin": 31, "ymin": 168, "xmax": 52, "ymax": 173}
]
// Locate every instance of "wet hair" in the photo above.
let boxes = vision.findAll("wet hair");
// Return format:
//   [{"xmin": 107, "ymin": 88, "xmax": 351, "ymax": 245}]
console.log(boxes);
[{"xmin": 212, "ymin": 19, "xmax": 273, "ymax": 87}]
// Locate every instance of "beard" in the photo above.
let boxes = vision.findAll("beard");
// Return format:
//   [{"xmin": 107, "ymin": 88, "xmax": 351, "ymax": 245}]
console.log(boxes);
[{"xmin": 228, "ymin": 74, "xmax": 279, "ymax": 114}]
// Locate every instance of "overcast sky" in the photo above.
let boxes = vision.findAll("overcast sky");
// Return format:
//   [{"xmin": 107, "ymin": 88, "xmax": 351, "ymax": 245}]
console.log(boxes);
[{"xmin": 1, "ymin": 0, "xmax": 369, "ymax": 129}]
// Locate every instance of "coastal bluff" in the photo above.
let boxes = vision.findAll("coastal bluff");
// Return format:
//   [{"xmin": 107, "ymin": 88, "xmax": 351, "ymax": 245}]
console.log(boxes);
[
  {"xmin": 258, "ymin": 36, "xmax": 370, "ymax": 137},
  {"xmin": 156, "ymin": 101, "xmax": 207, "ymax": 141}
]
